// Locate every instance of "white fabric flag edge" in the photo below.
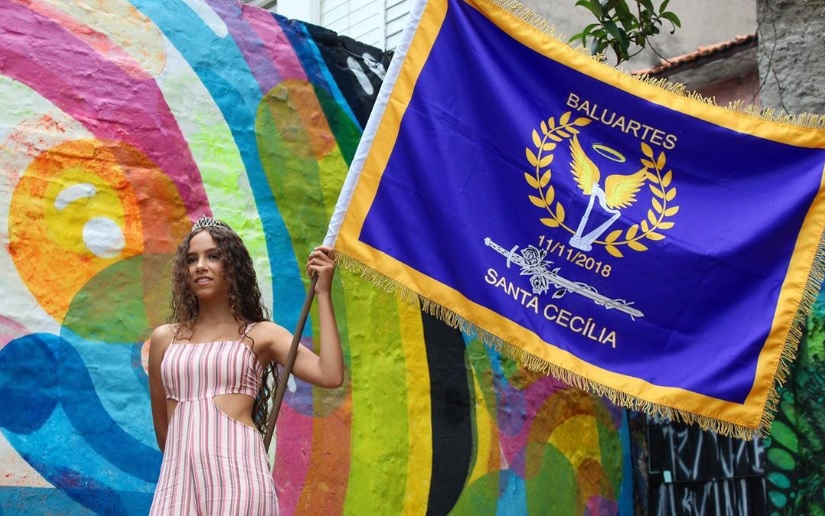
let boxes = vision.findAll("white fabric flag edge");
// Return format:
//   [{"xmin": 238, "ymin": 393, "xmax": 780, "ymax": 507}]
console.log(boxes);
[{"xmin": 324, "ymin": 0, "xmax": 429, "ymax": 247}]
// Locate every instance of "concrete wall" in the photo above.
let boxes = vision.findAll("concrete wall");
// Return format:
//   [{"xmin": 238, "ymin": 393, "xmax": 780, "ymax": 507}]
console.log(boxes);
[
  {"xmin": 757, "ymin": 0, "xmax": 825, "ymax": 114},
  {"xmin": 756, "ymin": 1, "xmax": 825, "ymax": 513},
  {"xmin": 0, "ymin": 1, "xmax": 630, "ymax": 513}
]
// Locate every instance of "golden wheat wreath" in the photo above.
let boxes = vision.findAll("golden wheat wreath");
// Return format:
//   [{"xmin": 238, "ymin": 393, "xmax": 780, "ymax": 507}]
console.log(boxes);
[{"xmin": 525, "ymin": 110, "xmax": 679, "ymax": 258}]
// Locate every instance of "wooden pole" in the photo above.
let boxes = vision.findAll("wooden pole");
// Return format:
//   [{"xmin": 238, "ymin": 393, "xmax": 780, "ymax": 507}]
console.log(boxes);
[{"xmin": 263, "ymin": 275, "xmax": 318, "ymax": 451}]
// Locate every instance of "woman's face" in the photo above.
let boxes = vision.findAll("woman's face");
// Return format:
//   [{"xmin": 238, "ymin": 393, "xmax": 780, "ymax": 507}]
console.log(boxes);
[{"xmin": 186, "ymin": 230, "xmax": 229, "ymax": 300}]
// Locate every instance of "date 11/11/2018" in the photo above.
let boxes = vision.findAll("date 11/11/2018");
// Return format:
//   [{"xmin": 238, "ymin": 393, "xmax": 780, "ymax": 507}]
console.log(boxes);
[{"xmin": 537, "ymin": 235, "xmax": 612, "ymax": 278}]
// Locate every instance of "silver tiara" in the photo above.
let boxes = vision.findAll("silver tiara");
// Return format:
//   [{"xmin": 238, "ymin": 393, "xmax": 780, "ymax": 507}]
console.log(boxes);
[{"xmin": 191, "ymin": 214, "xmax": 227, "ymax": 233}]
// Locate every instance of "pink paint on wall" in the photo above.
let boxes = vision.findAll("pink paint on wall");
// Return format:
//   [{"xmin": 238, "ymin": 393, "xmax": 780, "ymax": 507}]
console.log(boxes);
[{"xmin": 0, "ymin": 1, "xmax": 209, "ymax": 218}]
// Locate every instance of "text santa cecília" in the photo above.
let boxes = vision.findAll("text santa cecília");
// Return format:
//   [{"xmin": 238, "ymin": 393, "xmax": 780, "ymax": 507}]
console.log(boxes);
[{"xmin": 485, "ymin": 268, "xmax": 618, "ymax": 348}]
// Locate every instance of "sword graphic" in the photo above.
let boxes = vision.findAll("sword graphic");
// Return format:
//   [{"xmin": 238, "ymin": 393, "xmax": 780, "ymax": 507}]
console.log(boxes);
[{"xmin": 484, "ymin": 237, "xmax": 643, "ymax": 319}]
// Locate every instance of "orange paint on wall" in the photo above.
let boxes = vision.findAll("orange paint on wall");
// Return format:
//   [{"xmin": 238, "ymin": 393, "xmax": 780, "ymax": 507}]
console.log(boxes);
[
  {"xmin": 8, "ymin": 139, "xmax": 152, "ymax": 322},
  {"xmin": 295, "ymin": 393, "xmax": 352, "ymax": 515},
  {"xmin": 262, "ymin": 81, "xmax": 337, "ymax": 161}
]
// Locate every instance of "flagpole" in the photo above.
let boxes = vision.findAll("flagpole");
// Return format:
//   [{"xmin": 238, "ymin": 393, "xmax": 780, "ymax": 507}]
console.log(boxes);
[{"xmin": 264, "ymin": 275, "xmax": 318, "ymax": 451}]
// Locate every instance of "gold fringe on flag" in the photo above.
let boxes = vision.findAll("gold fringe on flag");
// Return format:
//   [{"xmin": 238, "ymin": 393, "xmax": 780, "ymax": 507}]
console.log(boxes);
[{"xmin": 335, "ymin": 247, "xmax": 825, "ymax": 440}]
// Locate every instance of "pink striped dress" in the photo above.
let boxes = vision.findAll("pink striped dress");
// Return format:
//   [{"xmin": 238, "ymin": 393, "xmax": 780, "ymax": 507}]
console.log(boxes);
[{"xmin": 150, "ymin": 326, "xmax": 278, "ymax": 515}]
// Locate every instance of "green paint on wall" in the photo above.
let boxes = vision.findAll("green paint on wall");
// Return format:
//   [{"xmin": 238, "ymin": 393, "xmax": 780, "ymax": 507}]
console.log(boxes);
[
  {"xmin": 769, "ymin": 420, "xmax": 798, "ymax": 453},
  {"xmin": 526, "ymin": 443, "xmax": 578, "ymax": 515},
  {"xmin": 595, "ymin": 402, "xmax": 622, "ymax": 497},
  {"xmin": 449, "ymin": 470, "xmax": 500, "ymax": 515},
  {"xmin": 312, "ymin": 84, "xmax": 362, "ymax": 166},
  {"xmin": 64, "ymin": 254, "xmax": 170, "ymax": 343},
  {"xmin": 335, "ymin": 282, "xmax": 409, "ymax": 514}
]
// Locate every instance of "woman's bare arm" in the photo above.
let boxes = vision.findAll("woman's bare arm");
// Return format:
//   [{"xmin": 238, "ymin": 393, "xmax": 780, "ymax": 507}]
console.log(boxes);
[
  {"xmin": 258, "ymin": 246, "xmax": 344, "ymax": 388},
  {"xmin": 148, "ymin": 324, "xmax": 173, "ymax": 451}
]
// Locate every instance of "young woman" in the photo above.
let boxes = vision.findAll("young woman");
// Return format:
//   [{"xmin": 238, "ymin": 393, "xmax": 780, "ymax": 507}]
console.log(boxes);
[{"xmin": 148, "ymin": 216, "xmax": 344, "ymax": 514}]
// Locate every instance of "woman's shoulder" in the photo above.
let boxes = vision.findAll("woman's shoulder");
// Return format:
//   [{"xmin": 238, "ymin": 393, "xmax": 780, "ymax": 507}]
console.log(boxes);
[
  {"xmin": 148, "ymin": 324, "xmax": 178, "ymax": 366},
  {"xmin": 248, "ymin": 320, "xmax": 289, "ymax": 337},
  {"xmin": 247, "ymin": 320, "xmax": 292, "ymax": 347},
  {"xmin": 150, "ymin": 323, "xmax": 178, "ymax": 345}
]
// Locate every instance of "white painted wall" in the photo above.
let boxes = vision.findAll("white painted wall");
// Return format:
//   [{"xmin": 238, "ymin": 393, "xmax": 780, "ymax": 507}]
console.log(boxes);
[
  {"xmin": 324, "ymin": 0, "xmax": 382, "ymax": 44},
  {"xmin": 385, "ymin": 0, "xmax": 410, "ymax": 49},
  {"xmin": 273, "ymin": 0, "xmax": 413, "ymax": 49},
  {"xmin": 277, "ymin": 0, "xmax": 319, "ymax": 23}
]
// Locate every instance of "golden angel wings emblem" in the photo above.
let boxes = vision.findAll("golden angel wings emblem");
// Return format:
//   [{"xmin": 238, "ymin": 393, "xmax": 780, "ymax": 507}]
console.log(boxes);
[{"xmin": 568, "ymin": 135, "xmax": 647, "ymax": 251}]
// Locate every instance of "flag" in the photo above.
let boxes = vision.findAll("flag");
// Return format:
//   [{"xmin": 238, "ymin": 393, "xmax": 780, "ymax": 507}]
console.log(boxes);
[{"xmin": 326, "ymin": 0, "xmax": 825, "ymax": 438}]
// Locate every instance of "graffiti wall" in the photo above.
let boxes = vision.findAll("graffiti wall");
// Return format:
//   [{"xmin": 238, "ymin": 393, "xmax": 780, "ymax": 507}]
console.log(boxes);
[
  {"xmin": 0, "ymin": 1, "xmax": 630, "ymax": 514},
  {"xmin": 643, "ymin": 416, "xmax": 767, "ymax": 515},
  {"xmin": 763, "ymin": 302, "xmax": 825, "ymax": 515}
]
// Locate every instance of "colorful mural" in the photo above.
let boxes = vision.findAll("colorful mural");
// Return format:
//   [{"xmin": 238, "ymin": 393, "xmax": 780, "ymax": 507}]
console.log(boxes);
[
  {"xmin": 763, "ymin": 300, "xmax": 825, "ymax": 515},
  {"xmin": 0, "ymin": 0, "xmax": 630, "ymax": 513}
]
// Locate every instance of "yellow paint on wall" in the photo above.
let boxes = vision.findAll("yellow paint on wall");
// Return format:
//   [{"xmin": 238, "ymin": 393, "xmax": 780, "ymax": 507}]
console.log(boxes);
[
  {"xmin": 548, "ymin": 414, "xmax": 601, "ymax": 471},
  {"xmin": 396, "ymin": 298, "xmax": 432, "ymax": 514},
  {"xmin": 342, "ymin": 280, "xmax": 410, "ymax": 515},
  {"xmin": 43, "ymin": 170, "xmax": 128, "ymax": 254}
]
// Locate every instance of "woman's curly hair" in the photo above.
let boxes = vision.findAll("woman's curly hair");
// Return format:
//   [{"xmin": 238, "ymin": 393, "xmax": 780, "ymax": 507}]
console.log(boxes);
[{"xmin": 168, "ymin": 221, "xmax": 277, "ymax": 435}]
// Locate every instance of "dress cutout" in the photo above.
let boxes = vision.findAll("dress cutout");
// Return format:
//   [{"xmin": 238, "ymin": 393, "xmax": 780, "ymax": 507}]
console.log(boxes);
[{"xmin": 150, "ymin": 326, "xmax": 278, "ymax": 515}]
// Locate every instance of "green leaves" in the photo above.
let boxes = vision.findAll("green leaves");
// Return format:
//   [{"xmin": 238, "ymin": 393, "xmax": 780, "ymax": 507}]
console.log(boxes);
[
  {"xmin": 569, "ymin": 0, "xmax": 682, "ymax": 64},
  {"xmin": 576, "ymin": 0, "xmax": 603, "ymax": 18}
]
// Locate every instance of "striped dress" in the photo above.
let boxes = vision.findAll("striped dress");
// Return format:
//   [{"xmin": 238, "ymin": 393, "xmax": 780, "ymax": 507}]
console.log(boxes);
[{"xmin": 150, "ymin": 328, "xmax": 278, "ymax": 515}]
